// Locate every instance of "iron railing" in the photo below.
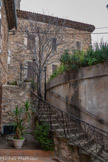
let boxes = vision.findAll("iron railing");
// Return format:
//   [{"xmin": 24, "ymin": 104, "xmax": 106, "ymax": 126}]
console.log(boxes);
[{"xmin": 32, "ymin": 92, "xmax": 108, "ymax": 162}]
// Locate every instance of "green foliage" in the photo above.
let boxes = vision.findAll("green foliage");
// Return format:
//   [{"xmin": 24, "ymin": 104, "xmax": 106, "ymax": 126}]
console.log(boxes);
[
  {"xmin": 11, "ymin": 100, "xmax": 30, "ymax": 139},
  {"xmin": 9, "ymin": 81, "xmax": 17, "ymax": 86},
  {"xmin": 34, "ymin": 122, "xmax": 54, "ymax": 151},
  {"xmin": 49, "ymin": 41, "xmax": 108, "ymax": 80},
  {"xmin": 50, "ymin": 64, "xmax": 67, "ymax": 80}
]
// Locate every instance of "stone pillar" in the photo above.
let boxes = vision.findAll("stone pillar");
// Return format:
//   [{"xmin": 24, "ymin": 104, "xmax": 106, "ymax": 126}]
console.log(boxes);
[
  {"xmin": 54, "ymin": 136, "xmax": 91, "ymax": 162},
  {"xmin": 54, "ymin": 136, "xmax": 80, "ymax": 162},
  {"xmin": 0, "ymin": 0, "xmax": 8, "ymax": 84}
]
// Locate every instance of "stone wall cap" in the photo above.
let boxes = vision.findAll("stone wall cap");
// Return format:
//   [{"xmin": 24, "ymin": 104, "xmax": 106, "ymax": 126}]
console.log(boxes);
[{"xmin": 47, "ymin": 62, "xmax": 108, "ymax": 90}]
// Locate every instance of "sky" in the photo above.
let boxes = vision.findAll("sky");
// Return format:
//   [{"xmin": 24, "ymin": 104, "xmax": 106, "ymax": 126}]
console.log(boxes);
[{"xmin": 21, "ymin": 0, "xmax": 108, "ymax": 44}]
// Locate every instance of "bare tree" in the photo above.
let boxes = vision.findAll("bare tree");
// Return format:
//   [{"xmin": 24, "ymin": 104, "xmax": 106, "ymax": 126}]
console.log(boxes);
[{"xmin": 10, "ymin": 15, "xmax": 72, "ymax": 96}]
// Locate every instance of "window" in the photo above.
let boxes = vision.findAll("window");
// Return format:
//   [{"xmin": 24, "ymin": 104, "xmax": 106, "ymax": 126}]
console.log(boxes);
[
  {"xmin": 27, "ymin": 34, "xmax": 36, "ymax": 50},
  {"xmin": 76, "ymin": 41, "xmax": 81, "ymax": 50},
  {"xmin": 52, "ymin": 38, "xmax": 57, "ymax": 51},
  {"xmin": 52, "ymin": 64, "xmax": 57, "ymax": 74},
  {"xmin": 8, "ymin": 50, "xmax": 11, "ymax": 64},
  {"xmin": 24, "ymin": 37, "xmax": 27, "ymax": 46}
]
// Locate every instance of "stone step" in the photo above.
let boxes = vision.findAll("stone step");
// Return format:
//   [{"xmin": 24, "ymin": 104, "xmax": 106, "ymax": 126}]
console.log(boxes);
[
  {"xmin": 77, "ymin": 138, "xmax": 94, "ymax": 148},
  {"xmin": 51, "ymin": 123, "xmax": 81, "ymax": 131},
  {"xmin": 57, "ymin": 132, "xmax": 85, "ymax": 141},
  {"xmin": 37, "ymin": 109, "xmax": 56, "ymax": 114},
  {"xmin": 40, "ymin": 114, "xmax": 58, "ymax": 118},
  {"xmin": 39, "ymin": 117, "xmax": 65, "ymax": 123},
  {"xmin": 79, "ymin": 146, "xmax": 104, "ymax": 162}
]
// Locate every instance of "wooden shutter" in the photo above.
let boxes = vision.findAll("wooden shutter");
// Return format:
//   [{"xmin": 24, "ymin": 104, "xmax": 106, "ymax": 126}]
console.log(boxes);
[
  {"xmin": 27, "ymin": 61, "xmax": 35, "ymax": 80},
  {"xmin": 76, "ymin": 41, "xmax": 81, "ymax": 50},
  {"xmin": 52, "ymin": 38, "xmax": 57, "ymax": 51},
  {"xmin": 52, "ymin": 64, "xmax": 57, "ymax": 74},
  {"xmin": 27, "ymin": 34, "xmax": 35, "ymax": 50}
]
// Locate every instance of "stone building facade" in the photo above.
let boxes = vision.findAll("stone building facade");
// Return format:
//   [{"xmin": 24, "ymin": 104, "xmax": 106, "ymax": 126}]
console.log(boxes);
[
  {"xmin": 0, "ymin": 1, "xmax": 9, "ymax": 84},
  {"xmin": 7, "ymin": 0, "xmax": 95, "ymax": 84},
  {"xmin": 0, "ymin": 0, "xmax": 95, "ymax": 133},
  {"xmin": 0, "ymin": 0, "xmax": 17, "ymax": 84},
  {"xmin": 0, "ymin": 0, "xmax": 17, "ymax": 130}
]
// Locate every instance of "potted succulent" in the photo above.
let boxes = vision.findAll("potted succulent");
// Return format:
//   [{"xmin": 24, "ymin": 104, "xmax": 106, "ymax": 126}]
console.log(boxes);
[{"xmin": 12, "ymin": 100, "xmax": 30, "ymax": 149}]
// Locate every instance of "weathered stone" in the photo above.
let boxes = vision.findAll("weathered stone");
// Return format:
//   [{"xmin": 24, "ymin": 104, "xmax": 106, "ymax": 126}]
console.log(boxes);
[
  {"xmin": 54, "ymin": 136, "xmax": 91, "ymax": 162},
  {"xmin": 1, "ymin": 84, "xmax": 32, "ymax": 133},
  {"xmin": 47, "ymin": 62, "xmax": 108, "ymax": 132}
]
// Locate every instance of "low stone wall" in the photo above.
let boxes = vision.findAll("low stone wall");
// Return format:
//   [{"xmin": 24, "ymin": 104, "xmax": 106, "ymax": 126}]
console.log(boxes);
[
  {"xmin": 46, "ymin": 62, "xmax": 108, "ymax": 132},
  {"xmin": 1, "ymin": 83, "xmax": 32, "ymax": 131},
  {"xmin": 54, "ymin": 136, "xmax": 91, "ymax": 162}
]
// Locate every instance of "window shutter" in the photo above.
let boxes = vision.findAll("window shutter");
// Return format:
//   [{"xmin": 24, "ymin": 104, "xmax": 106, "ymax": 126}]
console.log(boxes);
[
  {"xmin": 52, "ymin": 64, "xmax": 57, "ymax": 74},
  {"xmin": 52, "ymin": 38, "xmax": 57, "ymax": 51},
  {"xmin": 76, "ymin": 41, "xmax": 81, "ymax": 50},
  {"xmin": 27, "ymin": 61, "xmax": 35, "ymax": 79},
  {"xmin": 27, "ymin": 34, "xmax": 35, "ymax": 50}
]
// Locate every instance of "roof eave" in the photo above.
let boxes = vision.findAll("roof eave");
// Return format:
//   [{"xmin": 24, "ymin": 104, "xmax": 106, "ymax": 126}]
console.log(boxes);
[{"xmin": 4, "ymin": 0, "xmax": 17, "ymax": 30}]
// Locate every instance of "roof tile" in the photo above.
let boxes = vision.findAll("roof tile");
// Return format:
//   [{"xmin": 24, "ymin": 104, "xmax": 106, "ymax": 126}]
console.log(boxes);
[{"xmin": 17, "ymin": 10, "xmax": 95, "ymax": 32}]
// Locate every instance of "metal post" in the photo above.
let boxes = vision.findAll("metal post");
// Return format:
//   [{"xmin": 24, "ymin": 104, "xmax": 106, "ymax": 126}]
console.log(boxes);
[{"xmin": 44, "ymin": 66, "xmax": 47, "ymax": 100}]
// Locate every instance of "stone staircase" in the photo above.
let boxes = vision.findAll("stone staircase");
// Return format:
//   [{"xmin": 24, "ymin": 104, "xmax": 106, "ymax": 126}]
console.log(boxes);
[{"xmin": 32, "ymin": 93, "xmax": 108, "ymax": 162}]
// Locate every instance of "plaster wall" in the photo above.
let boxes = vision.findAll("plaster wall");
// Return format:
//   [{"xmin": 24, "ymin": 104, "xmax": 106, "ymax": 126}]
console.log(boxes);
[{"xmin": 46, "ymin": 62, "xmax": 108, "ymax": 132}]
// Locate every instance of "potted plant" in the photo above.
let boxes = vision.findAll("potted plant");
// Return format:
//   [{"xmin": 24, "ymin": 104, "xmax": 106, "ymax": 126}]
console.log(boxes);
[{"xmin": 11, "ymin": 100, "xmax": 30, "ymax": 149}]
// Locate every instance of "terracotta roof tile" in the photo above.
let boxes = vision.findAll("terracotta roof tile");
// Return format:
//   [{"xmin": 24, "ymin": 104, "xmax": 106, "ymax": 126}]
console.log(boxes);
[{"xmin": 17, "ymin": 10, "xmax": 95, "ymax": 32}]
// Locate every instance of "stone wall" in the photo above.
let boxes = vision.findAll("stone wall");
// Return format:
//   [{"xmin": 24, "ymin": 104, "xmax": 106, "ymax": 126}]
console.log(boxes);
[
  {"xmin": 8, "ymin": 17, "xmax": 92, "ymax": 83},
  {"xmin": 1, "ymin": 83, "xmax": 32, "ymax": 131},
  {"xmin": 54, "ymin": 136, "xmax": 91, "ymax": 162},
  {"xmin": 46, "ymin": 62, "xmax": 108, "ymax": 132},
  {"xmin": 0, "ymin": 0, "xmax": 8, "ymax": 84}
]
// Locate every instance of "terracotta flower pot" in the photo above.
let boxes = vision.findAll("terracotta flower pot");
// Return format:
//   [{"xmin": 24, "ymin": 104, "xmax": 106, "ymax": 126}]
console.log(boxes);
[{"xmin": 12, "ymin": 138, "xmax": 25, "ymax": 149}]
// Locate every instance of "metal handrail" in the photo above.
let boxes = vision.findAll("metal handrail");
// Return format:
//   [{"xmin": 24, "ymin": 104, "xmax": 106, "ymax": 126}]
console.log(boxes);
[
  {"xmin": 32, "ymin": 91, "xmax": 108, "ymax": 135},
  {"xmin": 32, "ymin": 91, "xmax": 108, "ymax": 162}
]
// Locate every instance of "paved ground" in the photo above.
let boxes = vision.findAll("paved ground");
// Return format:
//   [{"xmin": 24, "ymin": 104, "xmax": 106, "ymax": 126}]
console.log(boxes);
[
  {"xmin": 0, "ymin": 136, "xmax": 56, "ymax": 162},
  {"xmin": 0, "ymin": 136, "xmax": 40, "ymax": 150},
  {"xmin": 0, "ymin": 157, "xmax": 55, "ymax": 162},
  {"xmin": 0, "ymin": 150, "xmax": 55, "ymax": 162}
]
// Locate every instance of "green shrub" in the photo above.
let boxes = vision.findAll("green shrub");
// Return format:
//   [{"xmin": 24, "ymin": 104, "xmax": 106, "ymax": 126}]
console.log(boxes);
[
  {"xmin": 9, "ymin": 81, "xmax": 17, "ymax": 86},
  {"xmin": 34, "ymin": 122, "xmax": 54, "ymax": 151},
  {"xmin": 50, "ymin": 64, "xmax": 67, "ymax": 80},
  {"xmin": 11, "ymin": 100, "xmax": 30, "ymax": 139},
  {"xmin": 49, "ymin": 41, "xmax": 108, "ymax": 80}
]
